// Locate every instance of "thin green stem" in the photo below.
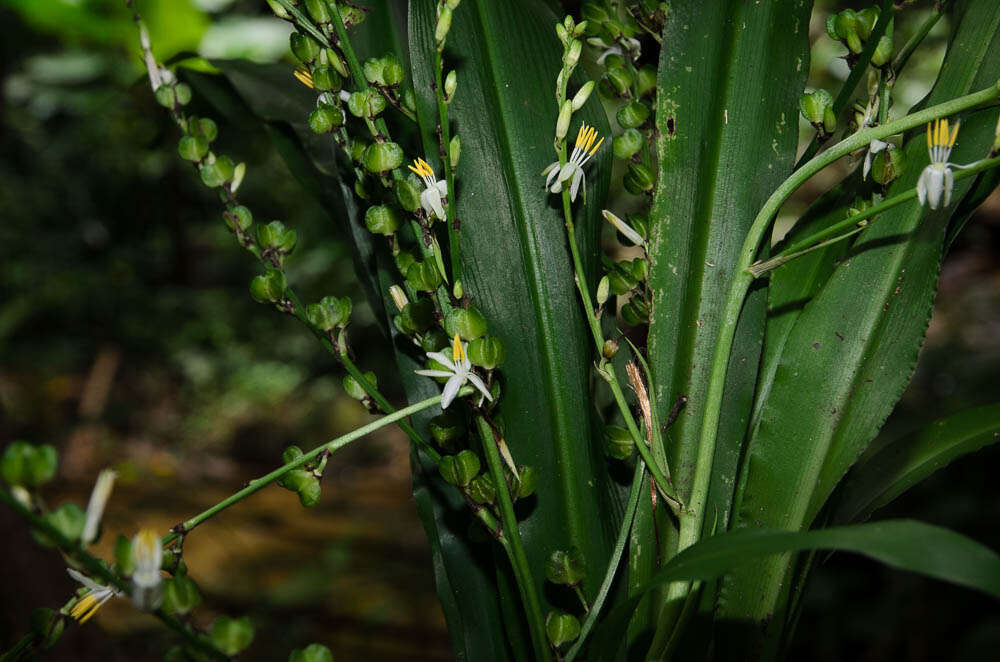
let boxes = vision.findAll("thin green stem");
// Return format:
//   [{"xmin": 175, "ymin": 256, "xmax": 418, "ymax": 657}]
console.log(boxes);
[
  {"xmin": 564, "ymin": 461, "xmax": 646, "ymax": 662},
  {"xmin": 0, "ymin": 633, "xmax": 36, "ymax": 662},
  {"xmin": 674, "ymin": 83, "xmax": 1000, "ymax": 593},
  {"xmin": 434, "ymin": 48, "xmax": 461, "ymax": 284},
  {"xmin": 164, "ymin": 392, "xmax": 450, "ymax": 543},
  {"xmin": 475, "ymin": 416, "xmax": 549, "ymax": 662},
  {"xmin": 892, "ymin": 1, "xmax": 950, "ymax": 75}
]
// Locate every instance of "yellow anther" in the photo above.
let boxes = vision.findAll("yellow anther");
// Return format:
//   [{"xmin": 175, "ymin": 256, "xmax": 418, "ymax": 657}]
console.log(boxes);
[
  {"xmin": 294, "ymin": 68, "xmax": 314, "ymax": 89},
  {"xmin": 451, "ymin": 332, "xmax": 466, "ymax": 363},
  {"xmin": 927, "ymin": 122, "xmax": 933, "ymax": 150},
  {"xmin": 70, "ymin": 594, "xmax": 101, "ymax": 624},
  {"xmin": 948, "ymin": 120, "xmax": 960, "ymax": 148},
  {"xmin": 574, "ymin": 123, "xmax": 586, "ymax": 146},
  {"xmin": 590, "ymin": 135, "xmax": 605, "ymax": 155},
  {"xmin": 408, "ymin": 157, "xmax": 435, "ymax": 178}
]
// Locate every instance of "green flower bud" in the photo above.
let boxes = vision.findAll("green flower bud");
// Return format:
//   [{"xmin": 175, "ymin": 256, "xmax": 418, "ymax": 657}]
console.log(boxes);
[
  {"xmin": 30, "ymin": 608, "xmax": 65, "ymax": 649},
  {"xmin": 154, "ymin": 85, "xmax": 176, "ymax": 108},
  {"xmin": 556, "ymin": 100, "xmax": 573, "ymax": 140},
  {"xmin": 439, "ymin": 450, "xmax": 480, "ymax": 487},
  {"xmin": 429, "ymin": 411, "xmax": 466, "ymax": 449},
  {"xmin": 436, "ymin": 6, "xmax": 453, "ymax": 43},
  {"xmin": 799, "ymin": 89, "xmax": 834, "ymax": 127},
  {"xmin": 571, "ymin": 80, "xmax": 595, "ymax": 111},
  {"xmin": 421, "ymin": 329, "xmax": 450, "ymax": 353},
  {"xmin": 309, "ymin": 104, "xmax": 343, "ymax": 133},
  {"xmin": 162, "ymin": 575, "xmax": 202, "ymax": 615},
  {"xmin": 36, "ymin": 503, "xmax": 85, "ymax": 546},
  {"xmin": 603, "ymin": 66, "xmax": 633, "ymax": 97},
  {"xmin": 343, "ymin": 371, "xmax": 376, "ymax": 400},
  {"xmin": 445, "ymin": 307, "xmax": 488, "ymax": 341},
  {"xmin": 178, "ymin": 135, "xmax": 209, "ymax": 162},
  {"xmin": 224, "ymin": 206, "xmax": 253, "ymax": 233},
  {"xmin": 468, "ymin": 336, "xmax": 504, "ymax": 370},
  {"xmin": 296, "ymin": 474, "xmax": 322, "ymax": 507},
  {"xmin": 871, "ymin": 22, "xmax": 894, "ymax": 68},
  {"xmin": 555, "ymin": 22, "xmax": 569, "ymax": 46},
  {"xmin": 114, "ymin": 535, "xmax": 135, "ymax": 575},
  {"xmin": 381, "ymin": 56, "xmax": 405, "ymax": 86},
  {"xmin": 871, "ymin": 145, "xmax": 905, "ymax": 186},
  {"xmin": 407, "ymin": 260, "xmax": 442, "ymax": 292},
  {"xmin": 605, "ymin": 424, "xmax": 634, "ymax": 460},
  {"xmin": 828, "ymin": 10, "xmax": 863, "ymax": 54},
  {"xmin": 466, "ymin": 473, "xmax": 496, "ymax": 505},
  {"xmin": 289, "ymin": 643, "xmax": 334, "ymax": 662},
  {"xmin": 174, "ymin": 83, "xmax": 192, "ymax": 106},
  {"xmin": 514, "ymin": 465, "xmax": 537, "ymax": 499},
  {"xmin": 613, "ymin": 128, "xmax": 643, "ymax": 160},
  {"xmin": 199, "ymin": 155, "xmax": 236, "ymax": 188},
  {"xmin": 563, "ymin": 14, "xmax": 576, "ymax": 32},
  {"xmin": 602, "ymin": 338, "xmax": 619, "ymax": 359},
  {"xmin": 362, "ymin": 141, "xmax": 404, "ymax": 174},
  {"xmin": 637, "ymin": 65, "xmax": 657, "ymax": 97},
  {"xmin": 450, "ymin": 134, "xmax": 461, "ymax": 169},
  {"xmin": 1, "ymin": 441, "xmax": 58, "ymax": 487},
  {"xmin": 304, "ymin": 0, "xmax": 330, "ymax": 23},
  {"xmin": 399, "ymin": 297, "xmax": 435, "ymax": 334},
  {"xmin": 617, "ymin": 100, "xmax": 650, "ymax": 129},
  {"xmin": 620, "ymin": 297, "xmax": 650, "ymax": 326},
  {"xmin": 209, "ymin": 617, "xmax": 254, "ymax": 656},
  {"xmin": 566, "ymin": 39, "xmax": 582, "ymax": 68},
  {"xmin": 823, "ymin": 106, "xmax": 837, "ymax": 135},
  {"xmin": 596, "ymin": 276, "xmax": 610, "ymax": 306},
  {"xmin": 395, "ymin": 178, "xmax": 422, "ymax": 212},
  {"xmin": 623, "ymin": 162, "xmax": 655, "ymax": 194},
  {"xmin": 291, "ymin": 32, "xmax": 322, "ymax": 64},
  {"xmin": 546, "ymin": 547, "xmax": 585, "ymax": 586},
  {"xmin": 266, "ymin": 0, "xmax": 291, "ymax": 19},
  {"xmin": 546, "ymin": 611, "xmax": 581, "ymax": 648},
  {"xmin": 364, "ymin": 205, "xmax": 401, "ymax": 235},
  {"xmin": 306, "ymin": 296, "xmax": 352, "ymax": 331},
  {"xmin": 249, "ymin": 268, "xmax": 286, "ymax": 304},
  {"xmin": 444, "ymin": 70, "xmax": 457, "ymax": 98}
]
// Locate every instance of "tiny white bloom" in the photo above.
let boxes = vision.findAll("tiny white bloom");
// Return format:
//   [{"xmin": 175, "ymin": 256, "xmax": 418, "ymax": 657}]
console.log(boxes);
[
  {"xmin": 602, "ymin": 209, "xmax": 645, "ymax": 246},
  {"xmin": 131, "ymin": 528, "xmax": 164, "ymax": 611},
  {"xmin": 917, "ymin": 118, "xmax": 974, "ymax": 210},
  {"xmin": 586, "ymin": 36, "xmax": 641, "ymax": 64},
  {"xmin": 408, "ymin": 157, "xmax": 449, "ymax": 221},
  {"xmin": 415, "ymin": 333, "xmax": 493, "ymax": 409},
  {"xmin": 82, "ymin": 469, "xmax": 118, "ymax": 546},
  {"xmin": 67, "ymin": 568, "xmax": 123, "ymax": 624},
  {"xmin": 862, "ymin": 139, "xmax": 889, "ymax": 181},
  {"xmin": 542, "ymin": 123, "xmax": 604, "ymax": 203}
]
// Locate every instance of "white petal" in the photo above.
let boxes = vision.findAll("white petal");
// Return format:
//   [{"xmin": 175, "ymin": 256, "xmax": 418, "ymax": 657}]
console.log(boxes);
[
  {"xmin": 466, "ymin": 373, "xmax": 493, "ymax": 402},
  {"xmin": 441, "ymin": 374, "xmax": 465, "ymax": 409},
  {"xmin": 67, "ymin": 568, "xmax": 105, "ymax": 593},
  {"xmin": 597, "ymin": 46, "xmax": 622, "ymax": 65},
  {"xmin": 570, "ymin": 168, "xmax": 584, "ymax": 202},
  {"xmin": 862, "ymin": 151, "xmax": 873, "ymax": 181},
  {"xmin": 415, "ymin": 369, "xmax": 455, "ymax": 378},
  {"xmin": 544, "ymin": 163, "xmax": 562, "ymax": 189},
  {"xmin": 943, "ymin": 167, "xmax": 954, "ymax": 208},
  {"xmin": 82, "ymin": 469, "xmax": 117, "ymax": 546},
  {"xmin": 558, "ymin": 162, "xmax": 578, "ymax": 184},
  {"xmin": 435, "ymin": 179, "xmax": 448, "ymax": 195},
  {"xmin": 916, "ymin": 167, "xmax": 929, "ymax": 206},
  {"xmin": 927, "ymin": 167, "xmax": 946, "ymax": 209},
  {"xmin": 426, "ymin": 351, "xmax": 456, "ymax": 370}
]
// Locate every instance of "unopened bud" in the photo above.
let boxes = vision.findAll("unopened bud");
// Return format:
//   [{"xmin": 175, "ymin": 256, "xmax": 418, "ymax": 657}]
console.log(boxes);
[
  {"xmin": 389, "ymin": 285, "xmax": 409, "ymax": 311},
  {"xmin": 556, "ymin": 100, "xmax": 573, "ymax": 140},
  {"xmin": 265, "ymin": 0, "xmax": 291, "ymax": 19},
  {"xmin": 230, "ymin": 162, "xmax": 246, "ymax": 193},
  {"xmin": 555, "ymin": 21, "xmax": 569, "ymax": 46},
  {"xmin": 596, "ymin": 276, "xmax": 610, "ymax": 306},
  {"xmin": 565, "ymin": 39, "xmax": 582, "ymax": 69},
  {"xmin": 602, "ymin": 209, "xmax": 645, "ymax": 246},
  {"xmin": 452, "ymin": 278, "xmax": 463, "ymax": 299},
  {"xmin": 444, "ymin": 69, "xmax": 457, "ymax": 98},
  {"xmin": 571, "ymin": 80, "xmax": 594, "ymax": 110},
  {"xmin": 602, "ymin": 338, "xmax": 619, "ymax": 360},
  {"xmin": 436, "ymin": 6, "xmax": 453, "ymax": 43}
]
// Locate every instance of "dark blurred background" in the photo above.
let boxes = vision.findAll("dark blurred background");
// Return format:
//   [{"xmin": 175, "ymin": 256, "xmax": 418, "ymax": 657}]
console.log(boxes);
[{"xmin": 0, "ymin": 1, "xmax": 997, "ymax": 660}]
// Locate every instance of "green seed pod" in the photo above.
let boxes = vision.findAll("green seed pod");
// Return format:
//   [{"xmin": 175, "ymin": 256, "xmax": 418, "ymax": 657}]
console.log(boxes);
[
  {"xmin": 450, "ymin": 134, "xmax": 461, "ymax": 169},
  {"xmin": 343, "ymin": 371, "xmax": 376, "ymax": 400},
  {"xmin": 514, "ymin": 465, "xmax": 537, "ymax": 499},
  {"xmin": 306, "ymin": 295, "xmax": 352, "ymax": 331},
  {"xmin": 407, "ymin": 260, "xmax": 443, "ymax": 293},
  {"xmin": 224, "ymin": 206, "xmax": 253, "ymax": 233},
  {"xmin": 381, "ymin": 56, "xmax": 405, "ymax": 86},
  {"xmin": 429, "ymin": 411, "xmax": 466, "ymax": 449},
  {"xmin": 249, "ymin": 268, "xmax": 286, "ymax": 304},
  {"xmin": 280, "ymin": 468, "xmax": 313, "ymax": 493},
  {"xmin": 289, "ymin": 643, "xmax": 334, "ymax": 662},
  {"xmin": 348, "ymin": 90, "xmax": 386, "ymax": 118},
  {"xmin": 402, "ymin": 87, "xmax": 417, "ymax": 114},
  {"xmin": 1, "ymin": 441, "xmax": 58, "ymax": 487},
  {"xmin": 290, "ymin": 32, "xmax": 322, "ymax": 64},
  {"xmin": 304, "ymin": 0, "xmax": 330, "ymax": 23},
  {"xmin": 608, "ymin": 268, "xmax": 638, "ymax": 296},
  {"xmin": 395, "ymin": 178, "xmax": 422, "ymax": 212},
  {"xmin": 30, "ymin": 608, "xmax": 65, "ymax": 650},
  {"xmin": 546, "ymin": 611, "xmax": 581, "ymax": 648},
  {"xmin": 364, "ymin": 205, "xmax": 401, "ymax": 236},
  {"xmin": 620, "ymin": 297, "xmax": 650, "ymax": 326},
  {"xmin": 871, "ymin": 145, "xmax": 905, "ymax": 186},
  {"xmin": 362, "ymin": 57, "xmax": 385, "ymax": 85},
  {"xmin": 421, "ymin": 328, "xmax": 450, "ymax": 353},
  {"xmin": 468, "ymin": 336, "xmax": 504, "ymax": 370},
  {"xmin": 628, "ymin": 257, "xmax": 650, "ymax": 281},
  {"xmin": 603, "ymin": 67, "xmax": 633, "ymax": 97},
  {"xmin": 823, "ymin": 106, "xmax": 837, "ymax": 135},
  {"xmin": 339, "ymin": 4, "xmax": 367, "ymax": 28},
  {"xmin": 870, "ymin": 22, "xmax": 894, "ymax": 68},
  {"xmin": 445, "ymin": 307, "xmax": 488, "ymax": 341},
  {"xmin": 209, "ymin": 617, "xmax": 255, "ymax": 656},
  {"xmin": 199, "ymin": 155, "xmax": 236, "ymax": 188},
  {"xmin": 311, "ymin": 66, "xmax": 342, "ymax": 92},
  {"xmin": 636, "ymin": 65, "xmax": 657, "ymax": 98},
  {"xmin": 297, "ymin": 475, "xmax": 322, "ymax": 507},
  {"xmin": 623, "ymin": 162, "xmax": 655, "ymax": 194},
  {"xmin": 282, "ymin": 445, "xmax": 304, "ymax": 464},
  {"xmin": 436, "ymin": 5, "xmax": 453, "ymax": 43},
  {"xmin": 154, "ymin": 85, "xmax": 176, "ymax": 108},
  {"xmin": 197, "ymin": 117, "xmax": 218, "ymax": 142},
  {"xmin": 829, "ymin": 10, "xmax": 863, "ymax": 54},
  {"xmin": 323, "ymin": 47, "xmax": 350, "ymax": 77},
  {"xmin": 856, "ymin": 7, "xmax": 879, "ymax": 40},
  {"xmin": 37, "ymin": 503, "xmax": 85, "ymax": 546},
  {"xmin": 114, "ymin": 535, "xmax": 135, "ymax": 575},
  {"xmin": 265, "ymin": 0, "xmax": 291, "ymax": 18},
  {"xmin": 399, "ymin": 298, "xmax": 435, "ymax": 334},
  {"xmin": 605, "ymin": 424, "xmax": 634, "ymax": 460},
  {"xmin": 174, "ymin": 83, "xmax": 192, "ymax": 106},
  {"xmin": 178, "ymin": 136, "xmax": 208, "ymax": 162},
  {"xmin": 362, "ymin": 141, "xmax": 404, "ymax": 174},
  {"xmin": 613, "ymin": 128, "xmax": 643, "ymax": 160},
  {"xmin": 799, "ymin": 89, "xmax": 834, "ymax": 126},
  {"xmin": 309, "ymin": 104, "xmax": 343, "ymax": 134},
  {"xmin": 394, "ymin": 250, "xmax": 418, "ymax": 276},
  {"xmin": 162, "ymin": 575, "xmax": 203, "ymax": 615},
  {"xmin": 617, "ymin": 100, "xmax": 650, "ymax": 129},
  {"xmin": 602, "ymin": 338, "xmax": 619, "ymax": 360},
  {"xmin": 627, "ymin": 213, "xmax": 649, "ymax": 239},
  {"xmin": 466, "ymin": 473, "xmax": 496, "ymax": 505},
  {"xmin": 439, "ymin": 450, "xmax": 480, "ymax": 487},
  {"xmin": 257, "ymin": 220, "xmax": 297, "ymax": 255},
  {"xmin": 349, "ymin": 139, "xmax": 367, "ymax": 163},
  {"xmin": 444, "ymin": 69, "xmax": 457, "ymax": 98},
  {"xmin": 546, "ymin": 547, "xmax": 585, "ymax": 586}
]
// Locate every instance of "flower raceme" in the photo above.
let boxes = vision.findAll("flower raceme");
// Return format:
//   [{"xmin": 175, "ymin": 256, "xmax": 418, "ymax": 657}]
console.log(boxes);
[
  {"xmin": 917, "ymin": 117, "xmax": 974, "ymax": 210},
  {"xmin": 543, "ymin": 123, "xmax": 604, "ymax": 202},
  {"xmin": 408, "ymin": 157, "xmax": 449, "ymax": 222},
  {"xmin": 415, "ymin": 333, "xmax": 493, "ymax": 409}
]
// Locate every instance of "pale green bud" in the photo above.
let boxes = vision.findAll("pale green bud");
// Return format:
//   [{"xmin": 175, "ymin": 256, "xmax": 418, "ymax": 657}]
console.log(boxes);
[
  {"xmin": 566, "ymin": 39, "xmax": 582, "ymax": 68},
  {"xmin": 450, "ymin": 134, "xmax": 461, "ymax": 168},
  {"xmin": 596, "ymin": 276, "xmax": 610, "ymax": 306},
  {"xmin": 444, "ymin": 70, "xmax": 457, "ymax": 98},
  {"xmin": 556, "ymin": 100, "xmax": 573, "ymax": 140},
  {"xmin": 571, "ymin": 80, "xmax": 595, "ymax": 110},
  {"xmin": 436, "ymin": 6, "xmax": 453, "ymax": 43}
]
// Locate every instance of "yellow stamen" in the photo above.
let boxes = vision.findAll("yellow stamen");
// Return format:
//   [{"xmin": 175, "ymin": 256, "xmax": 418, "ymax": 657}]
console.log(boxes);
[
  {"xmin": 927, "ymin": 122, "xmax": 933, "ymax": 150},
  {"xmin": 451, "ymin": 332, "xmax": 466, "ymax": 363},
  {"xmin": 70, "ymin": 593, "xmax": 101, "ymax": 624},
  {"xmin": 407, "ymin": 157, "xmax": 434, "ymax": 179},
  {"xmin": 294, "ymin": 68, "xmax": 314, "ymax": 89},
  {"xmin": 948, "ymin": 120, "xmax": 960, "ymax": 148},
  {"xmin": 575, "ymin": 123, "xmax": 585, "ymax": 146},
  {"xmin": 590, "ymin": 135, "xmax": 605, "ymax": 155}
]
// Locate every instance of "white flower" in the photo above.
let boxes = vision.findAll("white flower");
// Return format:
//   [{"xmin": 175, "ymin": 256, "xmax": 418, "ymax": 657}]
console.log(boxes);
[
  {"xmin": 415, "ymin": 333, "xmax": 493, "ymax": 409},
  {"xmin": 131, "ymin": 528, "xmax": 164, "ymax": 611},
  {"xmin": 587, "ymin": 36, "xmax": 641, "ymax": 64},
  {"xmin": 81, "ymin": 469, "xmax": 117, "ymax": 546},
  {"xmin": 602, "ymin": 209, "xmax": 645, "ymax": 246},
  {"xmin": 542, "ymin": 123, "xmax": 604, "ymax": 202},
  {"xmin": 67, "ymin": 568, "xmax": 123, "ymax": 624},
  {"xmin": 862, "ymin": 138, "xmax": 889, "ymax": 181},
  {"xmin": 408, "ymin": 157, "xmax": 449, "ymax": 221},
  {"xmin": 917, "ymin": 118, "xmax": 974, "ymax": 210}
]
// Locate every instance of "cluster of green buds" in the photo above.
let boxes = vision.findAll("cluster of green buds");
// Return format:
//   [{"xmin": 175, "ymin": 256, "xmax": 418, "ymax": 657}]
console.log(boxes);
[
  {"xmin": 544, "ymin": 546, "xmax": 587, "ymax": 649},
  {"xmin": 553, "ymin": 15, "xmax": 595, "ymax": 144},
  {"xmin": 306, "ymin": 295, "xmax": 353, "ymax": 349},
  {"xmin": 826, "ymin": 5, "xmax": 893, "ymax": 67},
  {"xmin": 277, "ymin": 446, "xmax": 329, "ymax": 507},
  {"xmin": 597, "ymin": 210, "xmax": 651, "ymax": 327},
  {"xmin": 799, "ymin": 89, "xmax": 837, "ymax": 139},
  {"xmin": 175, "ymin": 112, "xmax": 246, "ymax": 194},
  {"xmin": 435, "ymin": 0, "xmax": 462, "ymax": 47}
]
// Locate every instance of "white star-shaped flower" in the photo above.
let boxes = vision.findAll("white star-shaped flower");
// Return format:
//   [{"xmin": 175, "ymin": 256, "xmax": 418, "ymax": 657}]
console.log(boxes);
[
  {"xmin": 415, "ymin": 333, "xmax": 493, "ymax": 409},
  {"xmin": 542, "ymin": 123, "xmax": 604, "ymax": 203},
  {"xmin": 408, "ymin": 157, "xmax": 448, "ymax": 221},
  {"xmin": 917, "ymin": 117, "xmax": 976, "ymax": 210}
]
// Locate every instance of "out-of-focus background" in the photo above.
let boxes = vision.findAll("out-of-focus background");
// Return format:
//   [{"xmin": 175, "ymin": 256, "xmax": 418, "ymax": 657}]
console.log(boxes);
[{"xmin": 0, "ymin": 1, "xmax": 997, "ymax": 660}]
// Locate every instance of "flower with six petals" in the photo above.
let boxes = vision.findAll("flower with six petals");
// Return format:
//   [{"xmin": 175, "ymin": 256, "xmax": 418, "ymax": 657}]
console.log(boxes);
[{"xmin": 415, "ymin": 333, "xmax": 493, "ymax": 409}]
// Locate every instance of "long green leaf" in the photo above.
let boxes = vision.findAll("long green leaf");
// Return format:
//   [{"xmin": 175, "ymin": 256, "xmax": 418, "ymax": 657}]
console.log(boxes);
[{"xmin": 724, "ymin": 0, "xmax": 1000, "ymax": 631}]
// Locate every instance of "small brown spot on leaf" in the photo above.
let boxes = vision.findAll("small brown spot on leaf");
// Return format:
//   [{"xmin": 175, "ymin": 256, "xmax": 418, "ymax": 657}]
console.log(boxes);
[
  {"xmin": 835, "ymin": 331, "xmax": 844, "ymax": 341},
  {"xmin": 666, "ymin": 117, "xmax": 676, "ymax": 136},
  {"xmin": 812, "ymin": 342, "xmax": 820, "ymax": 349}
]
